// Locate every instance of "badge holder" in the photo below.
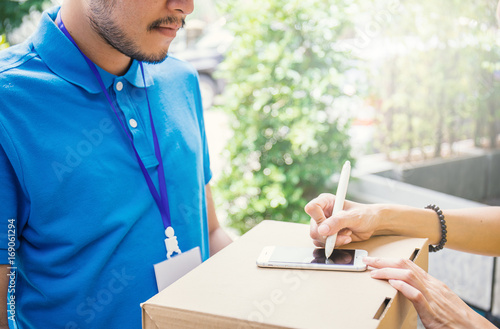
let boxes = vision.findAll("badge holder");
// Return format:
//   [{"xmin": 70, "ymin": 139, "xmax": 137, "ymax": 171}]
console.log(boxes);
[{"xmin": 154, "ymin": 226, "xmax": 202, "ymax": 291}]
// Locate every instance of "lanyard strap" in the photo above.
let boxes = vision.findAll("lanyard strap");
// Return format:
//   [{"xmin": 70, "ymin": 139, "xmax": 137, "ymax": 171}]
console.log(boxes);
[{"xmin": 56, "ymin": 11, "xmax": 172, "ymax": 230}]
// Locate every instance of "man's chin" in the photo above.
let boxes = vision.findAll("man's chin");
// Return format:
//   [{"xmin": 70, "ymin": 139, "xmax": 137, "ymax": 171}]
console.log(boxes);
[
  {"xmin": 132, "ymin": 51, "xmax": 169, "ymax": 65},
  {"xmin": 140, "ymin": 55, "xmax": 169, "ymax": 65}
]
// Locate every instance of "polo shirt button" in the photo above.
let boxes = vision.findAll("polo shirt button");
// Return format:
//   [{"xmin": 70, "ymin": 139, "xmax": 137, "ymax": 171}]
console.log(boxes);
[
  {"xmin": 129, "ymin": 118, "xmax": 138, "ymax": 128},
  {"xmin": 116, "ymin": 81, "xmax": 124, "ymax": 91}
]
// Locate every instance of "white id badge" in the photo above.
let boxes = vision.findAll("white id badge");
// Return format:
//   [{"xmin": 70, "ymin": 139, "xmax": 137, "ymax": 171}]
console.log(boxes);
[{"xmin": 153, "ymin": 247, "xmax": 202, "ymax": 292}]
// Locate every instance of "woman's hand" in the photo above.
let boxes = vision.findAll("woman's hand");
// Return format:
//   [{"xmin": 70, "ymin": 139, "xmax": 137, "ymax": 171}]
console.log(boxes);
[
  {"xmin": 364, "ymin": 257, "xmax": 497, "ymax": 329},
  {"xmin": 305, "ymin": 193, "xmax": 382, "ymax": 247}
]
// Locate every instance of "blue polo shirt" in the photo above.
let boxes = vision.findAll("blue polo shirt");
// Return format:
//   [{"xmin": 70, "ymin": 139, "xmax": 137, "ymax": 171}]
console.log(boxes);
[{"xmin": 0, "ymin": 6, "xmax": 211, "ymax": 329}]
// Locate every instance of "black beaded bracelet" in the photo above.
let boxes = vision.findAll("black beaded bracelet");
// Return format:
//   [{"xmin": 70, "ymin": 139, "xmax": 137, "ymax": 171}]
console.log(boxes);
[{"xmin": 425, "ymin": 204, "xmax": 447, "ymax": 252}]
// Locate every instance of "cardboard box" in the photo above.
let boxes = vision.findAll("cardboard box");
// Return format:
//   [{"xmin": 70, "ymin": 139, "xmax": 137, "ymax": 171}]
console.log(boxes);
[{"xmin": 142, "ymin": 220, "xmax": 428, "ymax": 329}]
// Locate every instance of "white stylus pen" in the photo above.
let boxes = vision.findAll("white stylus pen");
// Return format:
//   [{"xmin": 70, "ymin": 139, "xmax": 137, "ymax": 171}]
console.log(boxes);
[{"xmin": 324, "ymin": 160, "xmax": 351, "ymax": 259}]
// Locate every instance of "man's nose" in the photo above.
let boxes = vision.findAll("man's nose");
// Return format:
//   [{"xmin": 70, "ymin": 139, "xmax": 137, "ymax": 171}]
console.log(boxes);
[{"xmin": 167, "ymin": 0, "xmax": 194, "ymax": 16}]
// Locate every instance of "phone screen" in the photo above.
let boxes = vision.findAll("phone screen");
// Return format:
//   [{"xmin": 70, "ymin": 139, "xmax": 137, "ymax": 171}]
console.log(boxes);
[{"xmin": 269, "ymin": 247, "xmax": 355, "ymax": 266}]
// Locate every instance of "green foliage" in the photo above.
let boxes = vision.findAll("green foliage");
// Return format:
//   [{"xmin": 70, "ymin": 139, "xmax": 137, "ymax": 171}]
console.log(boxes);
[
  {"xmin": 214, "ymin": 0, "xmax": 355, "ymax": 234},
  {"xmin": 0, "ymin": 0, "xmax": 50, "ymax": 37},
  {"xmin": 369, "ymin": 0, "xmax": 500, "ymax": 159}
]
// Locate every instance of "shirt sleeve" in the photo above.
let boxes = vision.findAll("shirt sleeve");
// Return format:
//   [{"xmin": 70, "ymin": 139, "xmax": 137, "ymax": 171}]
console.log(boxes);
[
  {"xmin": 0, "ymin": 143, "xmax": 24, "ymax": 264},
  {"xmin": 202, "ymin": 123, "xmax": 213, "ymax": 186}
]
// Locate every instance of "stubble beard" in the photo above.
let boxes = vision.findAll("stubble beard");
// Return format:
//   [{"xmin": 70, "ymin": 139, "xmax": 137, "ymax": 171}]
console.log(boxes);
[{"xmin": 87, "ymin": 1, "xmax": 177, "ymax": 64}]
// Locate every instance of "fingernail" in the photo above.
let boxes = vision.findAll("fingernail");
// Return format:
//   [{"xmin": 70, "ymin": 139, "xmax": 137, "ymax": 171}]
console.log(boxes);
[
  {"xmin": 318, "ymin": 224, "xmax": 329, "ymax": 235},
  {"xmin": 370, "ymin": 270, "xmax": 378, "ymax": 277}
]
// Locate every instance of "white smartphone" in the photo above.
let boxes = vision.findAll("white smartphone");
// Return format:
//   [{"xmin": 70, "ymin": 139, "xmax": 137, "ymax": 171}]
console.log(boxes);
[{"xmin": 256, "ymin": 246, "xmax": 368, "ymax": 271}]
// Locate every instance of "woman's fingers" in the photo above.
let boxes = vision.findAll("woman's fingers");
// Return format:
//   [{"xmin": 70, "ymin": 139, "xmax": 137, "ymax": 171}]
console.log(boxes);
[
  {"xmin": 310, "ymin": 217, "xmax": 326, "ymax": 245},
  {"xmin": 334, "ymin": 234, "xmax": 352, "ymax": 246},
  {"xmin": 365, "ymin": 257, "xmax": 430, "ymax": 299},
  {"xmin": 305, "ymin": 194, "xmax": 334, "ymax": 226},
  {"xmin": 310, "ymin": 219, "xmax": 352, "ymax": 247},
  {"xmin": 364, "ymin": 257, "xmax": 426, "ymax": 275},
  {"xmin": 364, "ymin": 259, "xmax": 497, "ymax": 328},
  {"xmin": 387, "ymin": 279, "xmax": 433, "ymax": 320}
]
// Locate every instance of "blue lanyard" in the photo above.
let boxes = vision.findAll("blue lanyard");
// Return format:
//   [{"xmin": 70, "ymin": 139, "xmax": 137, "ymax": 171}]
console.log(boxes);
[{"xmin": 56, "ymin": 11, "xmax": 172, "ymax": 230}]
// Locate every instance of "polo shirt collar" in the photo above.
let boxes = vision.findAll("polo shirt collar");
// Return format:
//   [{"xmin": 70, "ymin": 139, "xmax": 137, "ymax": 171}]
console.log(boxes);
[
  {"xmin": 123, "ymin": 60, "xmax": 154, "ymax": 89},
  {"xmin": 32, "ymin": 6, "xmax": 154, "ymax": 94}
]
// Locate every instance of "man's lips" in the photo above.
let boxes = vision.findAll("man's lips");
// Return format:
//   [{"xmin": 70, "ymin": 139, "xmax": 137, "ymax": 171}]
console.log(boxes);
[
  {"xmin": 159, "ymin": 24, "xmax": 182, "ymax": 30},
  {"xmin": 153, "ymin": 25, "xmax": 180, "ymax": 38}
]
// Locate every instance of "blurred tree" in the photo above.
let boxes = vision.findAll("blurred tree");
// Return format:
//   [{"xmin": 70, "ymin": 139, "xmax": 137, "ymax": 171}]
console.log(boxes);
[
  {"xmin": 370, "ymin": 0, "xmax": 499, "ymax": 159},
  {"xmin": 0, "ymin": 0, "xmax": 49, "ymax": 37},
  {"xmin": 215, "ymin": 0, "xmax": 355, "ymax": 234}
]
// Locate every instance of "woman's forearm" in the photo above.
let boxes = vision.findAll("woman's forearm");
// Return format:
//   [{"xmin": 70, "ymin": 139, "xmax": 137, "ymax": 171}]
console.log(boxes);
[{"xmin": 376, "ymin": 205, "xmax": 500, "ymax": 256}]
